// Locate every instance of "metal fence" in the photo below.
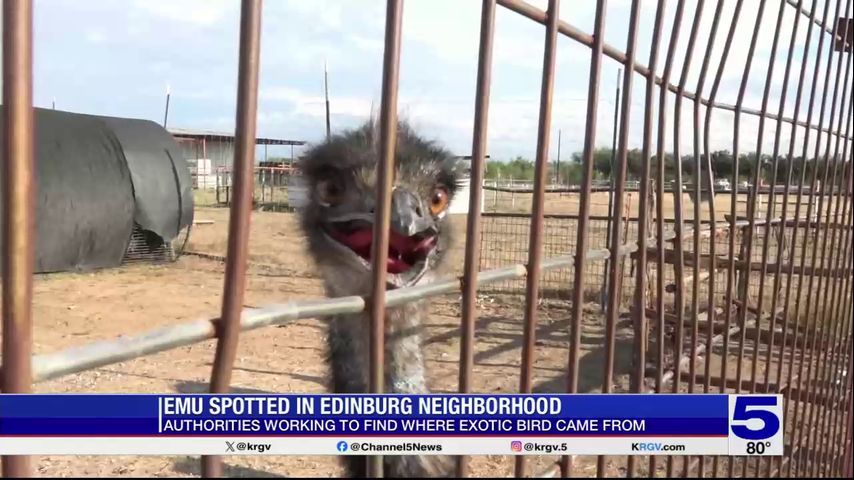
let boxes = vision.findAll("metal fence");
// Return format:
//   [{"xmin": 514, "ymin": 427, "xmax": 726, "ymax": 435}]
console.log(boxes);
[{"xmin": 2, "ymin": 0, "xmax": 853, "ymax": 479}]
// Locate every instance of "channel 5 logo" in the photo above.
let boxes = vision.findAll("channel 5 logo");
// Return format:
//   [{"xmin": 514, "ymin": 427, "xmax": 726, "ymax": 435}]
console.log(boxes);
[{"xmin": 727, "ymin": 394, "xmax": 783, "ymax": 456}]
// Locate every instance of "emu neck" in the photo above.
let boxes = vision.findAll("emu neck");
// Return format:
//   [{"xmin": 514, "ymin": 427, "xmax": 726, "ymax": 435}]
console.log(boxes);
[{"xmin": 327, "ymin": 301, "xmax": 429, "ymax": 395}]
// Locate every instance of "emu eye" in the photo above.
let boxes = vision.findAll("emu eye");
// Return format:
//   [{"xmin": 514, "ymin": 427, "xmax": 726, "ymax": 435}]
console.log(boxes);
[
  {"xmin": 317, "ymin": 177, "xmax": 345, "ymax": 206},
  {"xmin": 429, "ymin": 186, "xmax": 449, "ymax": 215}
]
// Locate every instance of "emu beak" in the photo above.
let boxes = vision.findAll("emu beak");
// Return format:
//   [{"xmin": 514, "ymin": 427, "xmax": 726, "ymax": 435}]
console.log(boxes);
[{"xmin": 389, "ymin": 188, "xmax": 435, "ymax": 237}]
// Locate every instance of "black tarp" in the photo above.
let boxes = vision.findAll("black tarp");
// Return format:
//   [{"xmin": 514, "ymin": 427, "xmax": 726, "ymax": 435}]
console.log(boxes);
[{"xmin": 0, "ymin": 107, "xmax": 194, "ymax": 273}]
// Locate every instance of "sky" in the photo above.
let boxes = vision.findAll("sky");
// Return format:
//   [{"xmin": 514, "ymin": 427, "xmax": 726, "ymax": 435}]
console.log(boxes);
[{"xmin": 3, "ymin": 0, "xmax": 851, "ymax": 161}]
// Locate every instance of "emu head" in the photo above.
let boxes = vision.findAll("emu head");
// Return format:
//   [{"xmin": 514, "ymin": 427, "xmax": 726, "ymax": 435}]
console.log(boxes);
[{"xmin": 298, "ymin": 120, "xmax": 466, "ymax": 294}]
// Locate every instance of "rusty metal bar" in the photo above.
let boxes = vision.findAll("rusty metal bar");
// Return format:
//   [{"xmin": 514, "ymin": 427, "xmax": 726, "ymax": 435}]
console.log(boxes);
[
  {"xmin": 760, "ymin": 0, "xmax": 806, "ymax": 397},
  {"xmin": 1, "ymin": 0, "xmax": 36, "ymax": 476},
  {"xmin": 560, "ymin": 0, "xmax": 607, "ymax": 476},
  {"xmin": 743, "ymin": 24, "xmax": 788, "ymax": 477},
  {"xmin": 727, "ymin": 1, "xmax": 770, "ymax": 477},
  {"xmin": 806, "ymin": 20, "xmax": 853, "ymax": 474},
  {"xmin": 796, "ymin": 3, "xmax": 850, "ymax": 476},
  {"xmin": 747, "ymin": 0, "xmax": 808, "ymax": 475},
  {"xmin": 828, "ymin": 157, "xmax": 854, "ymax": 477},
  {"xmin": 813, "ymin": 105, "xmax": 852, "ymax": 480},
  {"xmin": 786, "ymin": 0, "xmax": 847, "ymax": 38},
  {"xmin": 602, "ymin": 0, "xmax": 641, "ymax": 476},
  {"xmin": 367, "ymin": 1, "xmax": 404, "ymax": 476},
  {"xmin": 690, "ymin": 20, "xmax": 719, "ymax": 474},
  {"xmin": 13, "ymin": 241, "xmax": 719, "ymax": 385},
  {"xmin": 697, "ymin": 0, "xmax": 726, "ymax": 401},
  {"xmin": 781, "ymin": 0, "xmax": 836, "ymax": 476},
  {"xmin": 200, "ymin": 0, "xmax": 263, "ymax": 476},
  {"xmin": 673, "ymin": 2, "xmax": 706, "ymax": 475},
  {"xmin": 496, "ymin": 0, "xmax": 854, "ymax": 143},
  {"xmin": 656, "ymin": 1, "xmax": 687, "ymax": 476},
  {"xmin": 694, "ymin": 11, "xmax": 726, "ymax": 473},
  {"xmin": 820, "ymin": 154, "xmax": 854, "ymax": 476},
  {"xmin": 634, "ymin": 0, "xmax": 666, "ymax": 477},
  {"xmin": 18, "ymin": 262, "xmax": 537, "ymax": 383},
  {"xmin": 456, "ymin": 0, "xmax": 495, "ymax": 477},
  {"xmin": 515, "ymin": 0, "xmax": 559, "ymax": 477},
  {"xmin": 770, "ymin": 1, "xmax": 823, "ymax": 476},
  {"xmin": 703, "ymin": 3, "xmax": 745, "ymax": 472},
  {"xmin": 790, "ymin": 0, "xmax": 847, "ymax": 474}
]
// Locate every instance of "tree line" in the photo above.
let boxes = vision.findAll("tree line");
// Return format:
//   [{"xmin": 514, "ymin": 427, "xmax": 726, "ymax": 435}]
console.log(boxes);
[{"xmin": 485, "ymin": 148, "xmax": 848, "ymax": 187}]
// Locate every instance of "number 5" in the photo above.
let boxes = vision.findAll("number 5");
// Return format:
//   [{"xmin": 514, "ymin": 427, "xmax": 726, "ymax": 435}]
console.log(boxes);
[{"xmin": 731, "ymin": 396, "xmax": 780, "ymax": 440}]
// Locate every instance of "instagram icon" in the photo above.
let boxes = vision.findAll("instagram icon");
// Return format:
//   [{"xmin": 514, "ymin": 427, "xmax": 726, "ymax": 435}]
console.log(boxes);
[{"xmin": 511, "ymin": 441, "xmax": 523, "ymax": 452}]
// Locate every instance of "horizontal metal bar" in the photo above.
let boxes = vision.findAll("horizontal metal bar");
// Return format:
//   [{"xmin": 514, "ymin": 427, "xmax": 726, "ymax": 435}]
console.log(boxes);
[
  {"xmin": 786, "ymin": 0, "xmax": 850, "ymax": 42},
  {"xmin": 14, "ymin": 252, "xmax": 598, "ymax": 384},
  {"xmin": 31, "ymin": 297, "xmax": 366, "ymax": 383},
  {"xmin": 496, "ymin": 0, "xmax": 854, "ymax": 142}
]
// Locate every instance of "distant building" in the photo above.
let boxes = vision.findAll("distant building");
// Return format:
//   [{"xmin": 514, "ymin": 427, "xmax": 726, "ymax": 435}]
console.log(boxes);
[{"xmin": 168, "ymin": 127, "xmax": 305, "ymax": 189}]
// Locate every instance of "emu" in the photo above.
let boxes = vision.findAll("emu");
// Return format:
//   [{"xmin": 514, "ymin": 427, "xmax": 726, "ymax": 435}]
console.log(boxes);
[{"xmin": 297, "ymin": 119, "xmax": 463, "ymax": 477}]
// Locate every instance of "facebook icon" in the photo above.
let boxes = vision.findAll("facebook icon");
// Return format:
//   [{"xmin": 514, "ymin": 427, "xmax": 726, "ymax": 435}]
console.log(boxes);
[{"xmin": 337, "ymin": 441, "xmax": 348, "ymax": 452}]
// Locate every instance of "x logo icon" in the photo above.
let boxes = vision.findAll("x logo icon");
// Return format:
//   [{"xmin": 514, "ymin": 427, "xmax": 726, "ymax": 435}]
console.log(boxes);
[{"xmin": 225, "ymin": 441, "xmax": 235, "ymax": 452}]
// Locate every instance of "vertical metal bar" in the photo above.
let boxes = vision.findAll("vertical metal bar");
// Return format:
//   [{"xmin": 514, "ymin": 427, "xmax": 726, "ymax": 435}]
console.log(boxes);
[
  {"xmin": 691, "ymin": 0, "xmax": 728, "ymax": 477},
  {"xmin": 673, "ymin": 3, "xmax": 706, "ymax": 475},
  {"xmin": 741, "ymin": 27, "xmax": 788, "ymax": 480},
  {"xmin": 786, "ymin": 2, "xmax": 841, "ymax": 476},
  {"xmin": 759, "ymin": 0, "xmax": 805, "ymax": 398},
  {"xmin": 746, "ymin": 1, "xmax": 807, "ymax": 475},
  {"xmin": 726, "ymin": 2, "xmax": 769, "ymax": 478},
  {"xmin": 1, "ymin": 0, "xmax": 35, "ymax": 476},
  {"xmin": 769, "ymin": 0, "xmax": 821, "ymax": 476},
  {"xmin": 806, "ymin": 15, "xmax": 852, "ymax": 473},
  {"xmin": 821, "ymin": 148, "xmax": 853, "ymax": 476},
  {"xmin": 601, "ymin": 0, "xmax": 641, "ymax": 476},
  {"xmin": 561, "ymin": 0, "xmax": 608, "ymax": 476},
  {"xmin": 795, "ymin": 2, "xmax": 849, "ymax": 475},
  {"xmin": 702, "ymin": 0, "xmax": 744, "ymax": 476},
  {"xmin": 845, "ymin": 371, "xmax": 854, "ymax": 477},
  {"xmin": 635, "ymin": 2, "xmax": 666, "ymax": 478},
  {"xmin": 828, "ymin": 151, "xmax": 854, "ymax": 477},
  {"xmin": 457, "ymin": 0, "xmax": 495, "ymax": 477},
  {"xmin": 200, "ymin": 0, "xmax": 263, "ymax": 477},
  {"xmin": 812, "ymin": 82, "xmax": 852, "ymax": 479},
  {"xmin": 367, "ymin": 1, "xmax": 404, "ymax": 477},
  {"xmin": 515, "ymin": 0, "xmax": 559, "ymax": 476},
  {"xmin": 603, "ymin": 69, "xmax": 621, "ymax": 311},
  {"xmin": 654, "ymin": 1, "xmax": 686, "ymax": 476}
]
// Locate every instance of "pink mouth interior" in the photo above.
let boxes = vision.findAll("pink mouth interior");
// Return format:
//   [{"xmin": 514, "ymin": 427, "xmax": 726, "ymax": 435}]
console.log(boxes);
[{"xmin": 330, "ymin": 227, "xmax": 437, "ymax": 274}]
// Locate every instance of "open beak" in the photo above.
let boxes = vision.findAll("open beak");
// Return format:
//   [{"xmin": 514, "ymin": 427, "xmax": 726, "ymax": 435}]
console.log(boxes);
[{"xmin": 323, "ymin": 188, "xmax": 439, "ymax": 285}]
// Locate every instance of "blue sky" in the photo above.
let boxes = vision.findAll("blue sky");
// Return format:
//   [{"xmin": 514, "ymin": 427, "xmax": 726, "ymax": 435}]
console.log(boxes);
[{"xmin": 9, "ymin": 0, "xmax": 851, "ymax": 161}]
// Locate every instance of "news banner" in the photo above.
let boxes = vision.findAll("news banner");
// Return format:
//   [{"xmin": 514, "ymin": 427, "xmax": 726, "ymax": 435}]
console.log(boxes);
[{"xmin": 0, "ymin": 394, "xmax": 782, "ymax": 457}]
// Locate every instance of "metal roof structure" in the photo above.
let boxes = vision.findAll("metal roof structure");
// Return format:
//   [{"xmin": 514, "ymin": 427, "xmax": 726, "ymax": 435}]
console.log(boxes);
[{"xmin": 168, "ymin": 127, "xmax": 306, "ymax": 146}]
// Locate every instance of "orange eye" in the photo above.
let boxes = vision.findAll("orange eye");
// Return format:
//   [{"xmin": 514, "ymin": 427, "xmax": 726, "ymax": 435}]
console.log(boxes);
[
  {"xmin": 429, "ymin": 186, "xmax": 449, "ymax": 215},
  {"xmin": 317, "ymin": 177, "xmax": 345, "ymax": 206}
]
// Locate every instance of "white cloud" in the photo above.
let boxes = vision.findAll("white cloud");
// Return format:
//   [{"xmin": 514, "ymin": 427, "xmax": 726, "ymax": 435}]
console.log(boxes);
[
  {"xmin": 131, "ymin": 0, "xmax": 233, "ymax": 27},
  {"xmin": 29, "ymin": 0, "xmax": 849, "ymax": 162}
]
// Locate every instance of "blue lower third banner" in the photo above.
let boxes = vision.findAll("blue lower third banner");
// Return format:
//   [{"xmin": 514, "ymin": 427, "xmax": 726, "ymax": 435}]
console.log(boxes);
[{"xmin": 0, "ymin": 394, "xmax": 783, "ymax": 456}]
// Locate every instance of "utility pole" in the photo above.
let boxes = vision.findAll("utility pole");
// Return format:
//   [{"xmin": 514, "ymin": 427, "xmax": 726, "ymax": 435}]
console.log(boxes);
[
  {"xmin": 324, "ymin": 61, "xmax": 331, "ymax": 139},
  {"xmin": 556, "ymin": 129, "xmax": 562, "ymax": 185},
  {"xmin": 163, "ymin": 84, "xmax": 171, "ymax": 128}
]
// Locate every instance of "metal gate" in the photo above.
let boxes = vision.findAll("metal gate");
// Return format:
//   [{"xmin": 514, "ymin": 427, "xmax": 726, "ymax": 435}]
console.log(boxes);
[{"xmin": 2, "ymin": 0, "xmax": 853, "ymax": 478}]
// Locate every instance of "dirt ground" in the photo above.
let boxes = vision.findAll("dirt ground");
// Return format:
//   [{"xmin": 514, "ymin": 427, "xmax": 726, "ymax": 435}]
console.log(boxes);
[
  {"xmin": 17, "ymin": 181, "xmax": 831, "ymax": 477},
  {"xmin": 23, "ymin": 205, "xmax": 645, "ymax": 478}
]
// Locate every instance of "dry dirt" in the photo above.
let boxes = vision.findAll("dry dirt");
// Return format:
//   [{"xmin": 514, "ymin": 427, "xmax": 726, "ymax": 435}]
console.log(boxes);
[{"xmin": 22, "ymin": 205, "xmax": 644, "ymax": 478}]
